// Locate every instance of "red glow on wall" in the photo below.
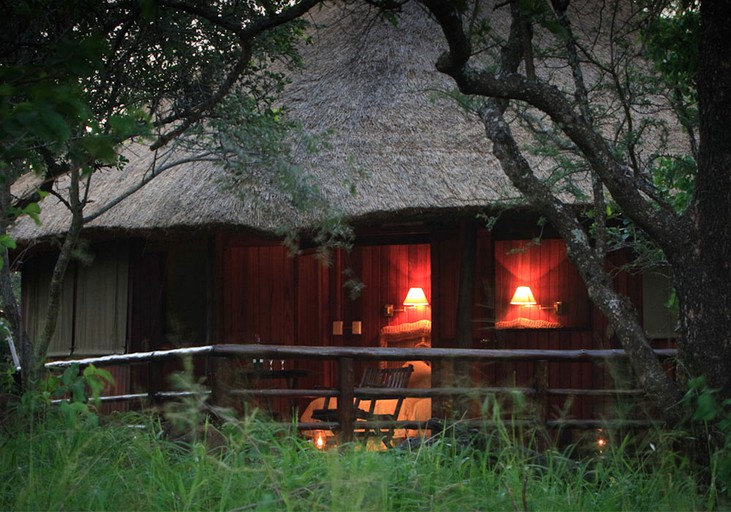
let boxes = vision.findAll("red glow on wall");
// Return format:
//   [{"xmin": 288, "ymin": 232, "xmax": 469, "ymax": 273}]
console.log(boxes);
[
  {"xmin": 495, "ymin": 239, "xmax": 589, "ymax": 329},
  {"xmin": 382, "ymin": 244, "xmax": 431, "ymax": 326}
]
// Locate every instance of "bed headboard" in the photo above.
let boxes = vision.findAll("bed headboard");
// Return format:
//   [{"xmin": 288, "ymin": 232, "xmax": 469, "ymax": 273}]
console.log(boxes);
[{"xmin": 379, "ymin": 320, "xmax": 431, "ymax": 369}]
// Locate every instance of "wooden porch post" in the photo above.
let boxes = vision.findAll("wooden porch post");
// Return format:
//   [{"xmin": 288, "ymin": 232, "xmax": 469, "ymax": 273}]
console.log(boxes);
[
  {"xmin": 148, "ymin": 358, "xmax": 161, "ymax": 404},
  {"xmin": 534, "ymin": 359, "xmax": 549, "ymax": 426},
  {"xmin": 454, "ymin": 219, "xmax": 477, "ymax": 416},
  {"xmin": 206, "ymin": 353, "xmax": 220, "ymax": 406},
  {"xmin": 534, "ymin": 359, "xmax": 550, "ymax": 450},
  {"xmin": 337, "ymin": 356, "xmax": 355, "ymax": 445}
]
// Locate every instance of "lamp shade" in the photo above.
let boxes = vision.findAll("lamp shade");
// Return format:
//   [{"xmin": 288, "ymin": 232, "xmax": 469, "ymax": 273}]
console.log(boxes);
[
  {"xmin": 510, "ymin": 286, "xmax": 537, "ymax": 306},
  {"xmin": 403, "ymin": 287, "xmax": 429, "ymax": 307}
]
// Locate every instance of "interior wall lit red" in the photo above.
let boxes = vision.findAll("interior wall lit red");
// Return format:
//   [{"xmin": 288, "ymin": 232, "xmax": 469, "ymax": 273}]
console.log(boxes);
[
  {"xmin": 494, "ymin": 239, "xmax": 589, "ymax": 329},
  {"xmin": 383, "ymin": 244, "xmax": 431, "ymax": 326}
]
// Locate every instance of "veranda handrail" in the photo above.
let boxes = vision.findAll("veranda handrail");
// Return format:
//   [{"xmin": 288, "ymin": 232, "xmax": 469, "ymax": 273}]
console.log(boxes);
[
  {"xmin": 45, "ymin": 344, "xmax": 677, "ymax": 368},
  {"xmin": 44, "ymin": 344, "xmax": 678, "ymax": 441}
]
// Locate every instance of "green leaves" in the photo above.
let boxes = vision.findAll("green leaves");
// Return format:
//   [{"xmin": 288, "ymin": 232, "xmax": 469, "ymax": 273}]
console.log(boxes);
[
  {"xmin": 0, "ymin": 234, "xmax": 16, "ymax": 251},
  {"xmin": 6, "ymin": 200, "xmax": 43, "ymax": 226},
  {"xmin": 0, "ymin": 235, "xmax": 15, "ymax": 271},
  {"xmin": 0, "ymin": 71, "xmax": 92, "ymax": 175},
  {"xmin": 645, "ymin": 5, "xmax": 699, "ymax": 101},
  {"xmin": 684, "ymin": 376, "xmax": 731, "ymax": 423},
  {"xmin": 76, "ymin": 135, "xmax": 118, "ymax": 164},
  {"xmin": 51, "ymin": 363, "xmax": 115, "ymax": 409},
  {"xmin": 82, "ymin": 364, "xmax": 115, "ymax": 403},
  {"xmin": 109, "ymin": 110, "xmax": 151, "ymax": 140},
  {"xmin": 140, "ymin": 0, "xmax": 158, "ymax": 21},
  {"xmin": 651, "ymin": 155, "xmax": 696, "ymax": 213},
  {"xmin": 57, "ymin": 364, "xmax": 89, "ymax": 403},
  {"xmin": 30, "ymin": 103, "xmax": 73, "ymax": 147}
]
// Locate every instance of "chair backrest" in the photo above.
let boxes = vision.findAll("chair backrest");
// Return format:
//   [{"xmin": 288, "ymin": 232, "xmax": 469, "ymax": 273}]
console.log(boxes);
[
  {"xmin": 355, "ymin": 364, "xmax": 414, "ymax": 421},
  {"xmin": 359, "ymin": 365, "xmax": 414, "ymax": 389},
  {"xmin": 355, "ymin": 365, "xmax": 414, "ymax": 419}
]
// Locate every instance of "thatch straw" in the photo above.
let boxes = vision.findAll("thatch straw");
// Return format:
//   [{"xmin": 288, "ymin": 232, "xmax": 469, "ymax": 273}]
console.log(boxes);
[
  {"xmin": 12, "ymin": 0, "xmax": 682, "ymax": 244},
  {"xmin": 10, "ymin": 2, "xmax": 520, "ymax": 244}
]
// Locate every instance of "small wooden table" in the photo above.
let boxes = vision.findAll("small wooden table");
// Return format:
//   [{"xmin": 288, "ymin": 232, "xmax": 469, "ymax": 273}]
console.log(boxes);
[
  {"xmin": 240, "ymin": 368, "xmax": 308, "ymax": 389},
  {"xmin": 236, "ymin": 367, "xmax": 309, "ymax": 418}
]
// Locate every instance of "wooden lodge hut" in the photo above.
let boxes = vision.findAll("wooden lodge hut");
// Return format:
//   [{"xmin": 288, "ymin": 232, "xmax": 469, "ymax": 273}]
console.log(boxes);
[{"xmin": 9, "ymin": 2, "xmax": 678, "ymax": 427}]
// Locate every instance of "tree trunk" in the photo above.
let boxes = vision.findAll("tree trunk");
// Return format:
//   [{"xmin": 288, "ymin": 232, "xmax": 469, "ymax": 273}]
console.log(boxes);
[
  {"xmin": 675, "ymin": 0, "xmax": 731, "ymax": 394},
  {"xmin": 0, "ymin": 178, "xmax": 24, "ymax": 367},
  {"xmin": 480, "ymin": 101, "xmax": 685, "ymax": 425},
  {"xmin": 418, "ymin": 0, "xmax": 715, "ymax": 425},
  {"xmin": 28, "ymin": 168, "xmax": 85, "ymax": 386}
]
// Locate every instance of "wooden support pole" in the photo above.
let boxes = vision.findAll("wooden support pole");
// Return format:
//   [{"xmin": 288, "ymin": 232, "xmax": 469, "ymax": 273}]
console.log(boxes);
[
  {"xmin": 535, "ymin": 359, "xmax": 549, "ymax": 426},
  {"xmin": 455, "ymin": 219, "xmax": 477, "ymax": 352},
  {"xmin": 207, "ymin": 354, "xmax": 220, "ymax": 406},
  {"xmin": 337, "ymin": 357, "xmax": 355, "ymax": 445},
  {"xmin": 148, "ymin": 359, "xmax": 160, "ymax": 405},
  {"xmin": 534, "ymin": 359, "xmax": 550, "ymax": 449},
  {"xmin": 455, "ymin": 219, "xmax": 477, "ymax": 416}
]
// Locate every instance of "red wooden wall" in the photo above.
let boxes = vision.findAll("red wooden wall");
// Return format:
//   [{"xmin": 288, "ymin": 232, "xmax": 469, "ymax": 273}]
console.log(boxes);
[
  {"xmin": 213, "ymin": 227, "xmax": 655, "ymax": 423},
  {"xmin": 221, "ymin": 244, "xmax": 295, "ymax": 344},
  {"xmin": 338, "ymin": 243, "xmax": 431, "ymax": 349},
  {"xmin": 494, "ymin": 239, "xmax": 590, "ymax": 329},
  {"xmin": 431, "ymin": 230, "xmax": 650, "ymax": 422},
  {"xmin": 220, "ymin": 240, "xmax": 432, "ymax": 348}
]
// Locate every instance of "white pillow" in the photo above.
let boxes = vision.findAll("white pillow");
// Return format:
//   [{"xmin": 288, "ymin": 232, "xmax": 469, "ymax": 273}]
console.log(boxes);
[{"xmin": 403, "ymin": 360, "xmax": 431, "ymax": 388}]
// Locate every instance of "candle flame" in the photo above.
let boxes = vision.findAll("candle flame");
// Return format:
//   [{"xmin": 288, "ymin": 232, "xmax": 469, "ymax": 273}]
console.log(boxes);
[{"xmin": 315, "ymin": 432, "xmax": 326, "ymax": 449}]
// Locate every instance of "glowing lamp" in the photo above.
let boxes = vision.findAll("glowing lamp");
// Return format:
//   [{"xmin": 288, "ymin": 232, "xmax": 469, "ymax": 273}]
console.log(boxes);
[
  {"xmin": 384, "ymin": 287, "xmax": 429, "ymax": 317},
  {"xmin": 402, "ymin": 287, "xmax": 429, "ymax": 307},
  {"xmin": 510, "ymin": 286, "xmax": 537, "ymax": 306},
  {"xmin": 509, "ymin": 285, "xmax": 564, "ymax": 314}
]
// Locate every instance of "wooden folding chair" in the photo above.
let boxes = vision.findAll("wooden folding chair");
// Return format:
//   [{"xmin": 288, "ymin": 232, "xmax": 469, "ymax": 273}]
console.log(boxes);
[
  {"xmin": 355, "ymin": 365, "xmax": 414, "ymax": 447},
  {"xmin": 312, "ymin": 364, "xmax": 414, "ymax": 447}
]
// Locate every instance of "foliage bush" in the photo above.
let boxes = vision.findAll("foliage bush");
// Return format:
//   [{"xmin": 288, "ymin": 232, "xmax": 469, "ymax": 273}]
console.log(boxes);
[
  {"xmin": 0, "ymin": 404, "xmax": 712, "ymax": 511},
  {"xmin": 1, "ymin": 361, "xmax": 727, "ymax": 510}
]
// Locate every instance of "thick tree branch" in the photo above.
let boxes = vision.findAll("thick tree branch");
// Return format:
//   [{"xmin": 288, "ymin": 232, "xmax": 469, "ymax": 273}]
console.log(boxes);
[
  {"xmin": 424, "ymin": 0, "xmax": 684, "ymax": 423},
  {"xmin": 550, "ymin": 0, "xmax": 607, "ymax": 259},
  {"xmin": 420, "ymin": 0, "xmax": 687, "ymax": 255},
  {"xmin": 150, "ymin": 0, "xmax": 322, "ymax": 151},
  {"xmin": 481, "ymin": 100, "xmax": 683, "ymax": 422}
]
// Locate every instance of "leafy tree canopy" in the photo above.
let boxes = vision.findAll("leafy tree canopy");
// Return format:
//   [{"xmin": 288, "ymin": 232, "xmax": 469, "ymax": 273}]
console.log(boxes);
[{"xmin": 0, "ymin": 0, "xmax": 322, "ymax": 383}]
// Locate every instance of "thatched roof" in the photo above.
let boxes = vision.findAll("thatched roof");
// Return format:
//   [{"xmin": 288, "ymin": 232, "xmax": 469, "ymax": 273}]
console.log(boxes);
[{"xmin": 10, "ymin": 2, "xmax": 587, "ymax": 244}]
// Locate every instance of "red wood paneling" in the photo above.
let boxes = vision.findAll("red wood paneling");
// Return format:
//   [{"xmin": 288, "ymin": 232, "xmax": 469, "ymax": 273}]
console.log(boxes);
[
  {"xmin": 430, "ymin": 230, "xmax": 460, "ymax": 346},
  {"xmin": 222, "ymin": 244, "xmax": 295, "ymax": 344},
  {"xmin": 335, "ymin": 243, "xmax": 431, "ymax": 352},
  {"xmin": 494, "ymin": 239, "xmax": 590, "ymax": 329},
  {"xmin": 212, "ymin": 229, "xmax": 654, "ymax": 423},
  {"xmin": 295, "ymin": 250, "xmax": 332, "ymax": 408}
]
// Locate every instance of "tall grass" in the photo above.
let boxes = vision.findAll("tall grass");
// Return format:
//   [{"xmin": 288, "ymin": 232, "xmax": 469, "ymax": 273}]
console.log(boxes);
[{"xmin": 0, "ymin": 403, "xmax": 709, "ymax": 512}]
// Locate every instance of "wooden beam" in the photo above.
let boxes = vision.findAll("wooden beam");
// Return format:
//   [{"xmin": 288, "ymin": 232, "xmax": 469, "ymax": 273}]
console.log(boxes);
[
  {"xmin": 337, "ymin": 357, "xmax": 355, "ymax": 445},
  {"xmin": 455, "ymin": 219, "xmax": 477, "ymax": 350}
]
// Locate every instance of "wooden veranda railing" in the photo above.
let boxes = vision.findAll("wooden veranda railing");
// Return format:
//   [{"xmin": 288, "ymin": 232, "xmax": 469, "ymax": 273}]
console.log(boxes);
[{"xmin": 45, "ymin": 345, "xmax": 677, "ymax": 443}]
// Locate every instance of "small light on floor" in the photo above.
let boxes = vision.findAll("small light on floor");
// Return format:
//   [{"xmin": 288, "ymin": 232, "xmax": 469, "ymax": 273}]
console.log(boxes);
[
  {"xmin": 595, "ymin": 428, "xmax": 607, "ymax": 452},
  {"xmin": 314, "ymin": 431, "xmax": 326, "ymax": 450}
]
